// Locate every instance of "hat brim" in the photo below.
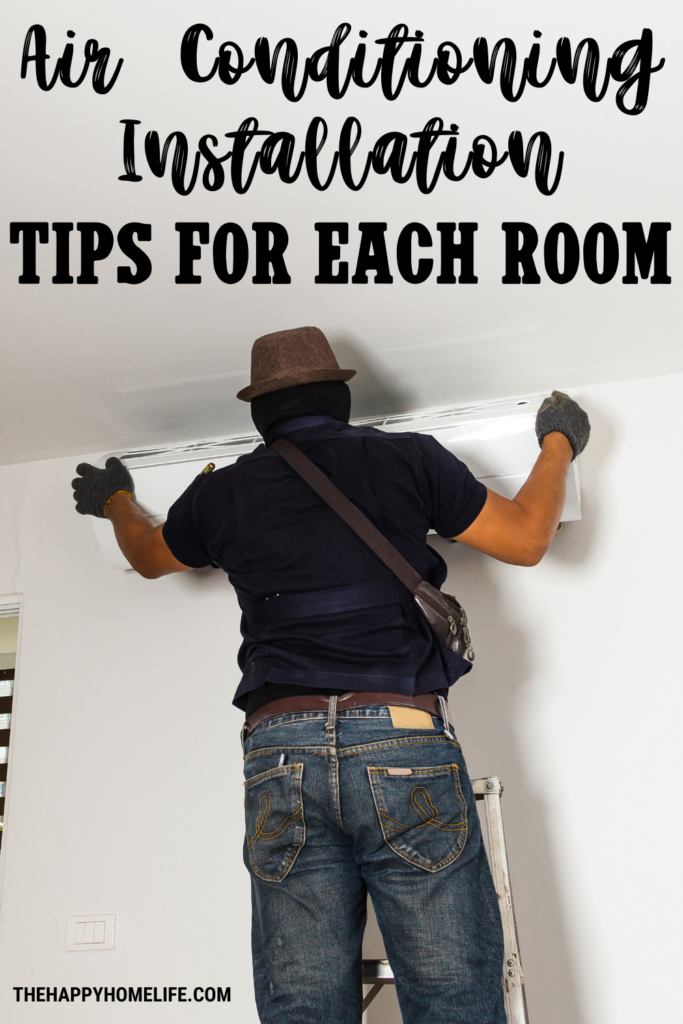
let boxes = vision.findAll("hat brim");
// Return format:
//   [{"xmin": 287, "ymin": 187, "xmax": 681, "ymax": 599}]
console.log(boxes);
[{"xmin": 237, "ymin": 367, "xmax": 356, "ymax": 402}]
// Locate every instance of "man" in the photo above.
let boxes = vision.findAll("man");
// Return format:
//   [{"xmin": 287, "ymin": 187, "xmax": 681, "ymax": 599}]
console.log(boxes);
[{"xmin": 72, "ymin": 327, "xmax": 589, "ymax": 1024}]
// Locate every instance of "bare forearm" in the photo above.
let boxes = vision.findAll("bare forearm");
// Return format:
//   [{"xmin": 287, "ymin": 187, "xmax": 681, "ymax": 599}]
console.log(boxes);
[
  {"xmin": 105, "ymin": 492, "xmax": 159, "ymax": 576},
  {"xmin": 105, "ymin": 493, "xmax": 190, "ymax": 578},
  {"xmin": 455, "ymin": 431, "xmax": 573, "ymax": 566},
  {"xmin": 512, "ymin": 431, "xmax": 573, "ymax": 556}
]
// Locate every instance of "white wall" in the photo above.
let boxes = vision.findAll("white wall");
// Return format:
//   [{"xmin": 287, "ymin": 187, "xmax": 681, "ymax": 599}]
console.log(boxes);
[{"xmin": 0, "ymin": 371, "xmax": 681, "ymax": 1023}]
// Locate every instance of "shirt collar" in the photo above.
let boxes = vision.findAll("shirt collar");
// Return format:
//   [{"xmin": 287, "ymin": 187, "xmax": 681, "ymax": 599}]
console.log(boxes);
[{"xmin": 272, "ymin": 415, "xmax": 341, "ymax": 440}]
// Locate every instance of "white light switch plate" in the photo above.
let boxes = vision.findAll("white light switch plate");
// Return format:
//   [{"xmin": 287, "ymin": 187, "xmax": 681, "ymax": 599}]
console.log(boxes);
[{"xmin": 66, "ymin": 914, "xmax": 116, "ymax": 951}]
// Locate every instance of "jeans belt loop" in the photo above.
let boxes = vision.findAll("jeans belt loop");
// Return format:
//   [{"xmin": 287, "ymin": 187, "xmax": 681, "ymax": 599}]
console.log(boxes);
[
  {"xmin": 326, "ymin": 694, "xmax": 338, "ymax": 747},
  {"xmin": 438, "ymin": 695, "xmax": 455, "ymax": 740}
]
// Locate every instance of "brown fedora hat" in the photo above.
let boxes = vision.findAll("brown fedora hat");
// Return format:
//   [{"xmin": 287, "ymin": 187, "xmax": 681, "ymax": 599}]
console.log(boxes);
[{"xmin": 236, "ymin": 326, "xmax": 356, "ymax": 402}]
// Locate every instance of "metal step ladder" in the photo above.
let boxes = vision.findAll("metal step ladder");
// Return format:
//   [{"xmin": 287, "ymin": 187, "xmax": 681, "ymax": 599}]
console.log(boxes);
[{"xmin": 362, "ymin": 776, "xmax": 529, "ymax": 1023}]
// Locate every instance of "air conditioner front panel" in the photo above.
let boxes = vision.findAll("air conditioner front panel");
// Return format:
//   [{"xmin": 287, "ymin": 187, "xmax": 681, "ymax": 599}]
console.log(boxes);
[{"xmin": 92, "ymin": 394, "xmax": 581, "ymax": 569}]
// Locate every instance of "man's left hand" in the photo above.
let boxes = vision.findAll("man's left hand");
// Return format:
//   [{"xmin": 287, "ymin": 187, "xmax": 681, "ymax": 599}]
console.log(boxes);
[{"xmin": 71, "ymin": 457, "xmax": 135, "ymax": 518}]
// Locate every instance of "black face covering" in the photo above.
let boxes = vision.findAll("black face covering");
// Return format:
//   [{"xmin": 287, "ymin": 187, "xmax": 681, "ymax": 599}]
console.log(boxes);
[{"xmin": 250, "ymin": 381, "xmax": 352, "ymax": 446}]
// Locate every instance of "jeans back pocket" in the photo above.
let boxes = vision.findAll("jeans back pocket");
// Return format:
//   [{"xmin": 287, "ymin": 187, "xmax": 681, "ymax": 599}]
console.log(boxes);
[
  {"xmin": 244, "ymin": 763, "xmax": 305, "ymax": 882},
  {"xmin": 368, "ymin": 763, "xmax": 467, "ymax": 872}
]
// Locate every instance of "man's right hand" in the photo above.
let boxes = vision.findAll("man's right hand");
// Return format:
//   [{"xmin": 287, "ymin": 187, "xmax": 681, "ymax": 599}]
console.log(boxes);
[{"xmin": 535, "ymin": 390, "xmax": 590, "ymax": 460}]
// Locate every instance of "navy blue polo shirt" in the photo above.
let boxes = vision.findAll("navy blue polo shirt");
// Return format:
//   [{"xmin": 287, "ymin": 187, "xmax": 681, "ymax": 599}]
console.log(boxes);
[{"xmin": 162, "ymin": 419, "xmax": 487, "ymax": 709}]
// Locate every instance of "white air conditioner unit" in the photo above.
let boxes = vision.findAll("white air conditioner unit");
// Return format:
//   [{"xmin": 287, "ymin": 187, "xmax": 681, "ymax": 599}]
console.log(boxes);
[{"xmin": 93, "ymin": 393, "xmax": 581, "ymax": 570}]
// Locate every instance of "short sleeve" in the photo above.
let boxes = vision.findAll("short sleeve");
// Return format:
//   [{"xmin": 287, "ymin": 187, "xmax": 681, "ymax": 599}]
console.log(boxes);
[
  {"xmin": 162, "ymin": 474, "xmax": 215, "ymax": 569},
  {"xmin": 413, "ymin": 433, "xmax": 487, "ymax": 538}
]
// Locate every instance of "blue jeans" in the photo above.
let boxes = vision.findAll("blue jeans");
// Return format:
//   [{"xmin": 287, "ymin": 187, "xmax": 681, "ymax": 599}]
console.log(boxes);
[{"xmin": 242, "ymin": 698, "xmax": 505, "ymax": 1024}]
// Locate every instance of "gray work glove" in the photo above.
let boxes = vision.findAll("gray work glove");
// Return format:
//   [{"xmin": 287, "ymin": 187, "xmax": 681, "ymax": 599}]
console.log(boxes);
[
  {"xmin": 71, "ymin": 457, "xmax": 135, "ymax": 517},
  {"xmin": 535, "ymin": 390, "xmax": 590, "ymax": 461}
]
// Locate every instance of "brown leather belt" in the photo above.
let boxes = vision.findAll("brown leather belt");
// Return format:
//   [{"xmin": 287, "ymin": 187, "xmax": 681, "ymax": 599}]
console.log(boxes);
[{"xmin": 244, "ymin": 690, "xmax": 441, "ymax": 737}]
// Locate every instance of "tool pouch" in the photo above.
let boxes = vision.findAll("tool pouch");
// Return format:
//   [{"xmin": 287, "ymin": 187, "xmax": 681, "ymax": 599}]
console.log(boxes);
[{"xmin": 413, "ymin": 581, "xmax": 474, "ymax": 662}]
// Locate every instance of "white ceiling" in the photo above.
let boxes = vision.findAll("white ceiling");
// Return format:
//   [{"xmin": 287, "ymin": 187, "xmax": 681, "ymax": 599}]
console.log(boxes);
[{"xmin": 1, "ymin": 0, "xmax": 680, "ymax": 465}]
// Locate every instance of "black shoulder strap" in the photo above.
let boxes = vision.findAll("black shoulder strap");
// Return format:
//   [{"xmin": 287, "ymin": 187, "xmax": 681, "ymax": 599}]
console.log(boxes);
[{"xmin": 271, "ymin": 438, "xmax": 423, "ymax": 595}]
